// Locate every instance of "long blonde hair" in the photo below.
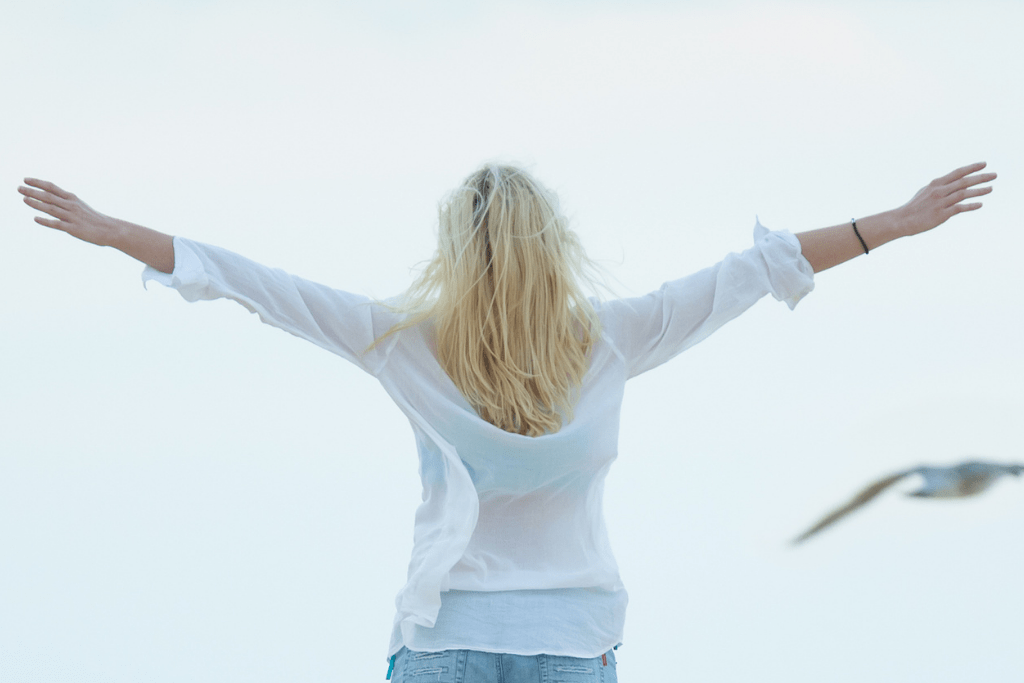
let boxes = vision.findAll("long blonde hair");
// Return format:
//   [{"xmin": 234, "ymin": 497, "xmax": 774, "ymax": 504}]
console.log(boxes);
[{"xmin": 369, "ymin": 164, "xmax": 609, "ymax": 437}]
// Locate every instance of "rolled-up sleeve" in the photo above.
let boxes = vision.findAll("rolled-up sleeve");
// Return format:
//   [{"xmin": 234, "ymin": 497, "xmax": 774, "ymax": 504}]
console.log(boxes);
[
  {"xmin": 142, "ymin": 237, "xmax": 399, "ymax": 376},
  {"xmin": 599, "ymin": 220, "xmax": 814, "ymax": 379}
]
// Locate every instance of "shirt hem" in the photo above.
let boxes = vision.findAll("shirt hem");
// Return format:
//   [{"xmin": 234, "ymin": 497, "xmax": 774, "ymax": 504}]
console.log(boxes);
[{"xmin": 387, "ymin": 639, "xmax": 623, "ymax": 660}]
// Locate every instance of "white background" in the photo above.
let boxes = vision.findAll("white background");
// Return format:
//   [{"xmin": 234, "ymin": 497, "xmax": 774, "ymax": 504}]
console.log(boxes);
[{"xmin": 2, "ymin": 1, "xmax": 1022, "ymax": 681}]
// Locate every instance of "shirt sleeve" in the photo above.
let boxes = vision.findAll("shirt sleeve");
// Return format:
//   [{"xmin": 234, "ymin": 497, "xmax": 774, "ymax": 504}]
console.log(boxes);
[
  {"xmin": 141, "ymin": 237, "xmax": 400, "ymax": 376},
  {"xmin": 598, "ymin": 220, "xmax": 815, "ymax": 379}
]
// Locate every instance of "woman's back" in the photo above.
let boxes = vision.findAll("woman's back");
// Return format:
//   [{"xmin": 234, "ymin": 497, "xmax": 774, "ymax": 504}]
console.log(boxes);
[{"xmin": 371, "ymin": 164, "xmax": 603, "ymax": 437}]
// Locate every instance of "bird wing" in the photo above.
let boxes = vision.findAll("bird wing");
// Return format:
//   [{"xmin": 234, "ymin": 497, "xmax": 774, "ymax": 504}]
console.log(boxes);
[{"xmin": 792, "ymin": 470, "xmax": 914, "ymax": 544}]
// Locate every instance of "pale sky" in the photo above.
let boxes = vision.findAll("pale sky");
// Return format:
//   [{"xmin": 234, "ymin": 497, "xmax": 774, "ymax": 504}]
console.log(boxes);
[{"xmin": 2, "ymin": 1, "xmax": 1022, "ymax": 681}]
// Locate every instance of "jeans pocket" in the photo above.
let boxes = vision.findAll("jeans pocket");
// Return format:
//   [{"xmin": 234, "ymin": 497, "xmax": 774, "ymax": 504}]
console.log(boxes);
[
  {"xmin": 539, "ymin": 653, "xmax": 610, "ymax": 683},
  {"xmin": 395, "ymin": 648, "xmax": 463, "ymax": 683}
]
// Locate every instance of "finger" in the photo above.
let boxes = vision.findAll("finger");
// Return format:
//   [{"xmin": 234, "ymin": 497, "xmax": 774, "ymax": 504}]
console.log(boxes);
[
  {"xmin": 945, "ymin": 186, "xmax": 993, "ymax": 207},
  {"xmin": 18, "ymin": 185, "xmax": 71, "ymax": 209},
  {"xmin": 945, "ymin": 171, "xmax": 997, "ymax": 195},
  {"xmin": 934, "ymin": 161, "xmax": 987, "ymax": 186},
  {"xmin": 34, "ymin": 215, "xmax": 63, "ymax": 229},
  {"xmin": 23, "ymin": 195, "xmax": 71, "ymax": 220},
  {"xmin": 23, "ymin": 178, "xmax": 75, "ymax": 201},
  {"xmin": 951, "ymin": 202, "xmax": 983, "ymax": 215}
]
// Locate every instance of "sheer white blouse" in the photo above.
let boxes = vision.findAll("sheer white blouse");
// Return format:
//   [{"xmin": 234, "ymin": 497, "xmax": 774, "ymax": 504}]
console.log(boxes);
[{"xmin": 142, "ymin": 221, "xmax": 815, "ymax": 662}]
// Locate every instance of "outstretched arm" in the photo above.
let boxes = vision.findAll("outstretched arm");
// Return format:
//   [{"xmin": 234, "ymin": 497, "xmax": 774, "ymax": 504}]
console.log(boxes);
[
  {"xmin": 18, "ymin": 177, "xmax": 398, "ymax": 375},
  {"xmin": 796, "ymin": 162, "xmax": 996, "ymax": 273},
  {"xmin": 19, "ymin": 178, "xmax": 174, "ymax": 273}
]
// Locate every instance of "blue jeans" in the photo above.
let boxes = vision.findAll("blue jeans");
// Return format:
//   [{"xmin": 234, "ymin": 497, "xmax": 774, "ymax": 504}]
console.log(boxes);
[{"xmin": 387, "ymin": 646, "xmax": 619, "ymax": 682}]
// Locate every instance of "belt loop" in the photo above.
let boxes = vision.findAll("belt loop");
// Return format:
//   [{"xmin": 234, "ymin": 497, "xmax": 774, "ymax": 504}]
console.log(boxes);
[
  {"xmin": 602, "ymin": 653, "xmax": 608, "ymax": 666},
  {"xmin": 386, "ymin": 653, "xmax": 396, "ymax": 680}
]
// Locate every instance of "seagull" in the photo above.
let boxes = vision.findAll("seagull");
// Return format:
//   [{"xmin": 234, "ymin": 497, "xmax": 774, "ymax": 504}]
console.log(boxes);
[{"xmin": 792, "ymin": 460, "xmax": 1023, "ymax": 545}]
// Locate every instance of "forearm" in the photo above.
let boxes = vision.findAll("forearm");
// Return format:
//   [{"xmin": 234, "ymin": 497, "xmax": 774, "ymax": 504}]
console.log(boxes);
[
  {"xmin": 795, "ymin": 162, "xmax": 995, "ymax": 275},
  {"xmin": 796, "ymin": 211, "xmax": 903, "ymax": 274},
  {"xmin": 108, "ymin": 218, "xmax": 175, "ymax": 274}
]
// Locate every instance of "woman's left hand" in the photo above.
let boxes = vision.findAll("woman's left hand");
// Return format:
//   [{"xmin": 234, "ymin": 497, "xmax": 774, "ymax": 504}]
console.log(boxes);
[{"xmin": 893, "ymin": 161, "xmax": 996, "ymax": 238}]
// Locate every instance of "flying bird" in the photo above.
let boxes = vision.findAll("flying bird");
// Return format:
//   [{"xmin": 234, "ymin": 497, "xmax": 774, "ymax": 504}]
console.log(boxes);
[{"xmin": 792, "ymin": 460, "xmax": 1023, "ymax": 545}]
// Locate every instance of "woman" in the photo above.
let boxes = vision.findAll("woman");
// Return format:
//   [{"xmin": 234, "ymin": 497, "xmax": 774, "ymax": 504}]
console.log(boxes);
[{"xmin": 18, "ymin": 162, "xmax": 995, "ymax": 682}]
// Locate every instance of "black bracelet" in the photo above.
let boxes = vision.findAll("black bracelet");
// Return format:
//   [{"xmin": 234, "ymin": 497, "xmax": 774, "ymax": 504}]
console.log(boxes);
[{"xmin": 851, "ymin": 219, "xmax": 869, "ymax": 255}]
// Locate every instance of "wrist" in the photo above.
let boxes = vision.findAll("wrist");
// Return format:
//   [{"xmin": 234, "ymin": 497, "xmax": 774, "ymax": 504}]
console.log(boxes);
[
  {"xmin": 857, "ymin": 210, "xmax": 904, "ymax": 251},
  {"xmin": 105, "ymin": 217, "xmax": 136, "ymax": 250},
  {"xmin": 883, "ymin": 207, "xmax": 910, "ymax": 241}
]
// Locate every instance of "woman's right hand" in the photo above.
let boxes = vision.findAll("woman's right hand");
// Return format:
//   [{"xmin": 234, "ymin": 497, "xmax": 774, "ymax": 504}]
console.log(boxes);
[
  {"xmin": 19, "ymin": 178, "xmax": 176, "ymax": 273},
  {"xmin": 19, "ymin": 178, "xmax": 120, "ymax": 247}
]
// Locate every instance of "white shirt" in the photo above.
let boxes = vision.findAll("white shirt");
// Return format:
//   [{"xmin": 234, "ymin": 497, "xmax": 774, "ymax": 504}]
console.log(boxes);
[{"xmin": 143, "ymin": 220, "xmax": 815, "ymax": 662}]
